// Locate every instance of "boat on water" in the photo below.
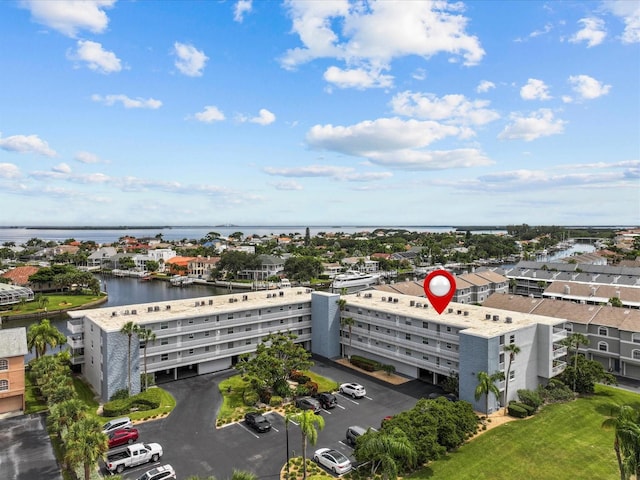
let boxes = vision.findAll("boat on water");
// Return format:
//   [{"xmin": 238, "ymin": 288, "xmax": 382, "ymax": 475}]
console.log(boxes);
[
  {"xmin": 170, "ymin": 275, "xmax": 194, "ymax": 287},
  {"xmin": 331, "ymin": 270, "xmax": 380, "ymax": 292}
]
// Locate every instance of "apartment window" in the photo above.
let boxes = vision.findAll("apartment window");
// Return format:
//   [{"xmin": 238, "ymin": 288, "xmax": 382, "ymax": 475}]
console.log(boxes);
[
  {"xmin": 446, "ymin": 326, "xmax": 452, "ymax": 333},
  {"xmin": 227, "ymin": 328, "xmax": 234, "ymax": 334},
  {"xmin": 598, "ymin": 326, "xmax": 608, "ymax": 337},
  {"xmin": 161, "ymin": 338, "xmax": 169, "ymax": 346},
  {"xmin": 246, "ymin": 313, "xmax": 252, "ymax": 317},
  {"xmin": 160, "ymin": 322, "xmax": 168, "ymax": 330},
  {"xmin": 509, "ymin": 334, "xmax": 515, "ymax": 344},
  {"xmin": 204, "ymin": 317, "xmax": 210, "ymax": 322},
  {"xmin": 499, "ymin": 335, "xmax": 505, "ymax": 345},
  {"xmin": 0, "ymin": 359, "xmax": 7, "ymax": 371},
  {"xmin": 188, "ymin": 349, "xmax": 194, "ymax": 355},
  {"xmin": 598, "ymin": 342, "xmax": 608, "ymax": 352},
  {"xmin": 246, "ymin": 339, "xmax": 251, "ymax": 345},
  {"xmin": 633, "ymin": 333, "xmax": 640, "ymax": 344},
  {"xmin": 298, "ymin": 304, "xmax": 303, "ymax": 309},
  {"xmin": 509, "ymin": 370, "xmax": 515, "ymax": 380},
  {"xmin": 446, "ymin": 343, "xmax": 452, "ymax": 349},
  {"xmin": 422, "ymin": 338, "xmax": 429, "ymax": 345},
  {"xmin": 422, "ymin": 355, "xmax": 429, "ymax": 361},
  {"xmin": 245, "ymin": 327, "xmax": 252, "ymax": 332},
  {"xmin": 188, "ymin": 319, "xmax": 194, "ymax": 324},
  {"xmin": 298, "ymin": 330, "xmax": 303, "ymax": 335},
  {"xmin": 405, "ymin": 350, "xmax": 412, "ymax": 356},
  {"xmin": 188, "ymin": 334, "xmax": 194, "ymax": 339},
  {"xmin": 161, "ymin": 354, "xmax": 168, "ymax": 361},
  {"xmin": 280, "ymin": 319, "xmax": 285, "ymax": 324},
  {"xmin": 90, "ymin": 324, "xmax": 93, "ymax": 332},
  {"xmin": 405, "ymin": 320, "xmax": 412, "ymax": 326},
  {"xmin": 228, "ymin": 314, "xmax": 234, "ymax": 320},
  {"xmin": 406, "ymin": 334, "xmax": 411, "ymax": 340},
  {"xmin": 633, "ymin": 350, "xmax": 640, "ymax": 360},
  {"xmin": 298, "ymin": 316, "xmax": 303, "ymax": 322},
  {"xmin": 205, "ymin": 346, "xmax": 210, "ymax": 352},
  {"xmin": 500, "ymin": 353, "xmax": 505, "ymax": 364},
  {"xmin": 204, "ymin": 331, "xmax": 210, "ymax": 337},
  {"xmin": 0, "ymin": 379, "xmax": 8, "ymax": 391},
  {"xmin": 565, "ymin": 322, "xmax": 573, "ymax": 333},
  {"xmin": 228, "ymin": 342, "xmax": 234, "ymax": 349}
]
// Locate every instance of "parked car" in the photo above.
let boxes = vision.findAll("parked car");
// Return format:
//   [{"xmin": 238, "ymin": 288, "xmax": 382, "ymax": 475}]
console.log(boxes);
[
  {"xmin": 314, "ymin": 392, "xmax": 338, "ymax": 409},
  {"xmin": 346, "ymin": 425, "xmax": 367, "ymax": 446},
  {"xmin": 314, "ymin": 448, "xmax": 353, "ymax": 475},
  {"xmin": 244, "ymin": 412, "xmax": 271, "ymax": 432},
  {"xmin": 108, "ymin": 428, "xmax": 139, "ymax": 449},
  {"xmin": 102, "ymin": 417, "xmax": 133, "ymax": 434},
  {"xmin": 295, "ymin": 396, "xmax": 321, "ymax": 413},
  {"xmin": 339, "ymin": 382, "xmax": 366, "ymax": 399},
  {"xmin": 105, "ymin": 442, "xmax": 163, "ymax": 474},
  {"xmin": 135, "ymin": 464, "xmax": 176, "ymax": 480}
]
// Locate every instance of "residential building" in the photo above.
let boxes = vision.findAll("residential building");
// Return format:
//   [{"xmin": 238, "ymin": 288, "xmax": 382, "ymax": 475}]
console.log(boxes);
[
  {"xmin": 0, "ymin": 327, "xmax": 28, "ymax": 414},
  {"xmin": 87, "ymin": 247, "xmax": 118, "ymax": 268},
  {"xmin": 239, "ymin": 254, "xmax": 285, "ymax": 281},
  {"xmin": 483, "ymin": 293, "xmax": 640, "ymax": 379},
  {"xmin": 0, "ymin": 283, "xmax": 34, "ymax": 307},
  {"xmin": 188, "ymin": 256, "xmax": 220, "ymax": 279},
  {"xmin": 542, "ymin": 281, "xmax": 640, "ymax": 309},
  {"xmin": 67, "ymin": 287, "xmax": 314, "ymax": 401},
  {"xmin": 342, "ymin": 257, "xmax": 379, "ymax": 273}
]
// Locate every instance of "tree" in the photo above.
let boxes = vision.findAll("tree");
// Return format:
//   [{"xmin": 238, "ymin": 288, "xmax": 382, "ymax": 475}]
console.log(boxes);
[
  {"xmin": 48, "ymin": 398, "xmax": 86, "ymax": 442},
  {"xmin": 27, "ymin": 319, "xmax": 67, "ymax": 359},
  {"xmin": 146, "ymin": 260, "xmax": 160, "ymax": 273},
  {"xmin": 559, "ymin": 354, "xmax": 616, "ymax": 394},
  {"xmin": 138, "ymin": 327, "xmax": 157, "ymax": 391},
  {"xmin": 283, "ymin": 256, "xmax": 323, "ymax": 282},
  {"xmin": 297, "ymin": 409, "xmax": 325, "ymax": 480},
  {"xmin": 475, "ymin": 371, "xmax": 505, "ymax": 417},
  {"xmin": 64, "ymin": 417, "xmax": 108, "ymax": 480},
  {"xmin": 610, "ymin": 296, "xmax": 624, "ymax": 308},
  {"xmin": 340, "ymin": 316, "xmax": 355, "ymax": 360},
  {"xmin": 602, "ymin": 405, "xmax": 640, "ymax": 480},
  {"xmin": 560, "ymin": 333, "xmax": 590, "ymax": 392},
  {"xmin": 354, "ymin": 428, "xmax": 417, "ymax": 479},
  {"xmin": 236, "ymin": 333, "xmax": 313, "ymax": 396},
  {"xmin": 120, "ymin": 321, "xmax": 139, "ymax": 395},
  {"xmin": 503, "ymin": 343, "xmax": 521, "ymax": 414}
]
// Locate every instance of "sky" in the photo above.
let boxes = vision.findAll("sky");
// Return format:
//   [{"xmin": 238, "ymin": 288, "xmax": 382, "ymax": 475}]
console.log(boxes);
[{"xmin": 0, "ymin": 0, "xmax": 638, "ymax": 227}]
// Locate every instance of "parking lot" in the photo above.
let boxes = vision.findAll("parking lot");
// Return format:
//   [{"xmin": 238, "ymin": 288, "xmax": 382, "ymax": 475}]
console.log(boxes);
[{"xmin": 112, "ymin": 358, "xmax": 439, "ymax": 479}]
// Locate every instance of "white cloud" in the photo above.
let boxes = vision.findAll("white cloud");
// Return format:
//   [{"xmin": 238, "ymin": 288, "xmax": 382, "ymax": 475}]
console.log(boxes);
[
  {"xmin": 173, "ymin": 42, "xmax": 208, "ymax": 77},
  {"xmin": 0, "ymin": 133, "xmax": 57, "ymax": 157},
  {"xmin": 390, "ymin": 91, "xmax": 500, "ymax": 126},
  {"xmin": 476, "ymin": 80, "xmax": 495, "ymax": 93},
  {"xmin": 605, "ymin": 0, "xmax": 640, "ymax": 44},
  {"xmin": 0, "ymin": 163, "xmax": 21, "ymax": 179},
  {"xmin": 92, "ymin": 94, "xmax": 162, "ymax": 109},
  {"xmin": 53, "ymin": 163, "xmax": 72, "ymax": 174},
  {"xmin": 250, "ymin": 109, "xmax": 276, "ymax": 126},
  {"xmin": 68, "ymin": 40, "xmax": 122, "ymax": 73},
  {"xmin": 568, "ymin": 74, "xmax": 612, "ymax": 99},
  {"xmin": 498, "ymin": 109, "xmax": 566, "ymax": 141},
  {"xmin": 272, "ymin": 180, "xmax": 303, "ymax": 191},
  {"xmin": 21, "ymin": 0, "xmax": 115, "ymax": 37},
  {"xmin": 264, "ymin": 164, "xmax": 392, "ymax": 182},
  {"xmin": 234, "ymin": 0, "xmax": 252, "ymax": 22},
  {"xmin": 529, "ymin": 23, "xmax": 553, "ymax": 38},
  {"xmin": 281, "ymin": 1, "xmax": 484, "ymax": 89},
  {"xmin": 570, "ymin": 17, "xmax": 607, "ymax": 47},
  {"xmin": 520, "ymin": 78, "xmax": 552, "ymax": 100},
  {"xmin": 193, "ymin": 106, "xmax": 226, "ymax": 123},
  {"xmin": 75, "ymin": 151, "xmax": 102, "ymax": 164},
  {"xmin": 472, "ymin": 168, "xmax": 635, "ymax": 191},
  {"xmin": 323, "ymin": 66, "xmax": 393, "ymax": 89}
]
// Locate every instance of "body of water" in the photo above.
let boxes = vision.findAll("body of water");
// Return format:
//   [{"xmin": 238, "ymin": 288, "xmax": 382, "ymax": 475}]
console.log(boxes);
[{"xmin": 0, "ymin": 226, "xmax": 505, "ymax": 245}]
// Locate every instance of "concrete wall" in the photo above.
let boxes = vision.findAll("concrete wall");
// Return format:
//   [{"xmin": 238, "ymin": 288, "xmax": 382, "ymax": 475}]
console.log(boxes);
[
  {"xmin": 311, "ymin": 291, "xmax": 341, "ymax": 359},
  {"xmin": 104, "ymin": 330, "xmax": 140, "ymax": 401},
  {"xmin": 83, "ymin": 318, "xmax": 104, "ymax": 398},
  {"xmin": 0, "ymin": 355, "xmax": 25, "ymax": 413},
  {"xmin": 459, "ymin": 332, "xmax": 491, "ymax": 413},
  {"xmin": 198, "ymin": 357, "xmax": 232, "ymax": 374}
]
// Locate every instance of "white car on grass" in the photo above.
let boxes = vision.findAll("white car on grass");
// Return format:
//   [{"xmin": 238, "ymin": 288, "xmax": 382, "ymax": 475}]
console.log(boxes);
[
  {"xmin": 314, "ymin": 448, "xmax": 352, "ymax": 475},
  {"xmin": 339, "ymin": 382, "xmax": 366, "ymax": 398}
]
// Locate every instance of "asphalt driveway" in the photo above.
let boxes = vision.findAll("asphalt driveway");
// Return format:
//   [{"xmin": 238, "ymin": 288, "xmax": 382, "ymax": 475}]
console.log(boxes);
[
  {"xmin": 0, "ymin": 413, "xmax": 62, "ymax": 480},
  {"xmin": 117, "ymin": 358, "xmax": 439, "ymax": 480}
]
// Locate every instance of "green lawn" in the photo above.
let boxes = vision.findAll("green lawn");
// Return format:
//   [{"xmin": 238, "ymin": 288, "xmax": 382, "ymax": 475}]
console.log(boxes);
[
  {"xmin": 24, "ymin": 373, "xmax": 48, "ymax": 414},
  {"xmin": 3, "ymin": 293, "xmax": 105, "ymax": 317},
  {"xmin": 410, "ymin": 385, "xmax": 640, "ymax": 480}
]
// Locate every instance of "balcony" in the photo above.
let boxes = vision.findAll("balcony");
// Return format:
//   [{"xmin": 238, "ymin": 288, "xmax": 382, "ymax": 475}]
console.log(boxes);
[
  {"xmin": 70, "ymin": 355, "xmax": 84, "ymax": 365},
  {"xmin": 67, "ymin": 319, "xmax": 84, "ymax": 335},
  {"xmin": 67, "ymin": 335, "xmax": 84, "ymax": 349},
  {"xmin": 552, "ymin": 327, "xmax": 568, "ymax": 342},
  {"xmin": 552, "ymin": 346, "xmax": 568, "ymax": 359},
  {"xmin": 552, "ymin": 361, "xmax": 567, "ymax": 376}
]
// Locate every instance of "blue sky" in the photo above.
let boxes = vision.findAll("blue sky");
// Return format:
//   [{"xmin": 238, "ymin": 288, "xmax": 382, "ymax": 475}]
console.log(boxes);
[{"xmin": 0, "ymin": 0, "xmax": 638, "ymax": 227}]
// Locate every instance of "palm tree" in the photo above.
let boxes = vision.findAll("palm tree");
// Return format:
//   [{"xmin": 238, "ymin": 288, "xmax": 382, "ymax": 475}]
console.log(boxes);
[
  {"xmin": 340, "ymin": 316, "xmax": 355, "ymax": 360},
  {"xmin": 475, "ymin": 371, "xmax": 505, "ymax": 418},
  {"xmin": 138, "ymin": 327, "xmax": 156, "ymax": 391},
  {"xmin": 297, "ymin": 409, "xmax": 325, "ymax": 480},
  {"xmin": 503, "ymin": 343, "xmax": 521, "ymax": 414},
  {"xmin": 560, "ymin": 332, "xmax": 590, "ymax": 392},
  {"xmin": 64, "ymin": 417, "xmax": 108, "ymax": 480},
  {"xmin": 27, "ymin": 319, "xmax": 67, "ymax": 359},
  {"xmin": 48, "ymin": 398, "xmax": 86, "ymax": 441},
  {"xmin": 120, "ymin": 321, "xmax": 139, "ymax": 395},
  {"xmin": 602, "ymin": 405, "xmax": 640, "ymax": 480},
  {"xmin": 230, "ymin": 470, "xmax": 257, "ymax": 480},
  {"xmin": 355, "ymin": 430, "xmax": 416, "ymax": 479}
]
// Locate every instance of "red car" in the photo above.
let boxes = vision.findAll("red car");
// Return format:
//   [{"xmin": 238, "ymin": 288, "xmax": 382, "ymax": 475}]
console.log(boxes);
[{"xmin": 108, "ymin": 428, "xmax": 139, "ymax": 449}]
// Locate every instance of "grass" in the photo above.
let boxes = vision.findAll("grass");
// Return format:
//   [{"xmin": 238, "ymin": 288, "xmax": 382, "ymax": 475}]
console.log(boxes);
[
  {"xmin": 72, "ymin": 376, "xmax": 99, "ymax": 411},
  {"xmin": 24, "ymin": 373, "xmax": 48, "ymax": 414},
  {"xmin": 2, "ymin": 293, "xmax": 105, "ymax": 317},
  {"xmin": 409, "ymin": 385, "xmax": 640, "ymax": 480}
]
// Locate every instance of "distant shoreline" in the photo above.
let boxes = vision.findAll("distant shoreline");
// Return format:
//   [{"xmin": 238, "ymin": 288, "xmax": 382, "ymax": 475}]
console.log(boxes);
[{"xmin": 0, "ymin": 225, "xmax": 634, "ymax": 230}]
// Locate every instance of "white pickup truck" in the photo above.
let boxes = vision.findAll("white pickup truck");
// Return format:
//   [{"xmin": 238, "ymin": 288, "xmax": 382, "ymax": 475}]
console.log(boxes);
[{"xmin": 105, "ymin": 442, "xmax": 163, "ymax": 474}]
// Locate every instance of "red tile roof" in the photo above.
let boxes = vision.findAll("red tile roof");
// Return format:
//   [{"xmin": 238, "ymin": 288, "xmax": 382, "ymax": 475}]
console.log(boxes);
[{"xmin": 1, "ymin": 266, "xmax": 40, "ymax": 286}]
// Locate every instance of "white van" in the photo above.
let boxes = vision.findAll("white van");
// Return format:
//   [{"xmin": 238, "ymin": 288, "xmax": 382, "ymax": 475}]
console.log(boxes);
[{"xmin": 102, "ymin": 417, "xmax": 133, "ymax": 434}]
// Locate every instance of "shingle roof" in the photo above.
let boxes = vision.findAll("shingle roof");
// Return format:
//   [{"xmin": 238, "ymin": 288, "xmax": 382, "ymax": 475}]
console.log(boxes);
[{"xmin": 1, "ymin": 266, "xmax": 40, "ymax": 286}]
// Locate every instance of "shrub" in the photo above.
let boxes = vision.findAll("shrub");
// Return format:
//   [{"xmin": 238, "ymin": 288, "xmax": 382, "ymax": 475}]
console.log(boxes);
[
  {"xmin": 539, "ymin": 379, "xmax": 574, "ymax": 403},
  {"xmin": 517, "ymin": 389, "xmax": 542, "ymax": 411},
  {"xmin": 508, "ymin": 403, "xmax": 528, "ymax": 418},
  {"xmin": 350, "ymin": 355, "xmax": 381, "ymax": 372},
  {"xmin": 102, "ymin": 388, "xmax": 162, "ymax": 416},
  {"xmin": 269, "ymin": 395, "xmax": 283, "ymax": 407},
  {"xmin": 305, "ymin": 381, "xmax": 318, "ymax": 396},
  {"xmin": 510, "ymin": 401, "xmax": 535, "ymax": 416},
  {"xmin": 243, "ymin": 390, "xmax": 259, "ymax": 406},
  {"xmin": 110, "ymin": 389, "xmax": 129, "ymax": 401},
  {"xmin": 103, "ymin": 399, "xmax": 130, "ymax": 417}
]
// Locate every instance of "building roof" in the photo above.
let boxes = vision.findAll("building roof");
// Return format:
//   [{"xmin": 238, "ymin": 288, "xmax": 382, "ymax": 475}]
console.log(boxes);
[
  {"xmin": 543, "ymin": 281, "xmax": 640, "ymax": 305},
  {"xmin": 69, "ymin": 287, "xmax": 314, "ymax": 332},
  {"xmin": 483, "ymin": 293, "xmax": 640, "ymax": 332},
  {"xmin": 345, "ymin": 289, "xmax": 563, "ymax": 339},
  {"xmin": 1, "ymin": 266, "xmax": 40, "ymax": 286},
  {"xmin": 0, "ymin": 327, "xmax": 28, "ymax": 357}
]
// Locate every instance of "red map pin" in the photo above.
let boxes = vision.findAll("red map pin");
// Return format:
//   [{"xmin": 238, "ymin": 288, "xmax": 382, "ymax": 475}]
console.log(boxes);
[{"xmin": 423, "ymin": 270, "xmax": 456, "ymax": 314}]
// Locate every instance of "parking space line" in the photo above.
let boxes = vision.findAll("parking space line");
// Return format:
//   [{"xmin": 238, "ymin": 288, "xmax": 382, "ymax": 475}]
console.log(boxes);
[
  {"xmin": 321, "ymin": 409, "xmax": 332, "ymax": 414},
  {"xmin": 271, "ymin": 426, "xmax": 280, "ymax": 432},
  {"xmin": 364, "ymin": 395, "xmax": 373, "ymax": 400},
  {"xmin": 335, "ymin": 404, "xmax": 346, "ymax": 410},
  {"xmin": 237, "ymin": 422, "xmax": 260, "ymax": 438},
  {"xmin": 337, "ymin": 394, "xmax": 360, "ymax": 405}
]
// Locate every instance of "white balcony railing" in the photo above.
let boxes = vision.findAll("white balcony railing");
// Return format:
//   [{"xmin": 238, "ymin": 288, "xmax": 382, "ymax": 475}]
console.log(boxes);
[{"xmin": 67, "ymin": 320, "xmax": 84, "ymax": 334}]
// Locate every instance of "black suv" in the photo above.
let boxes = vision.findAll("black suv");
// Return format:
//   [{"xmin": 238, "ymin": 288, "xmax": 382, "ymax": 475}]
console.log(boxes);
[
  {"xmin": 314, "ymin": 392, "xmax": 338, "ymax": 409},
  {"xmin": 346, "ymin": 426, "xmax": 367, "ymax": 446},
  {"xmin": 244, "ymin": 412, "xmax": 272, "ymax": 432}
]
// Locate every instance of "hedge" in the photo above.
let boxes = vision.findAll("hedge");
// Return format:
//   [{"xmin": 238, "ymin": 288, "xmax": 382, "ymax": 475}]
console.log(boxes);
[
  {"xmin": 508, "ymin": 403, "xmax": 528, "ymax": 418},
  {"xmin": 103, "ymin": 388, "xmax": 162, "ymax": 417},
  {"xmin": 350, "ymin": 355, "xmax": 381, "ymax": 372}
]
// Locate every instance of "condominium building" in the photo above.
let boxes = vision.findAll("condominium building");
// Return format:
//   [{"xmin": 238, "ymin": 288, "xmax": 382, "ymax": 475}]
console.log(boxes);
[
  {"xmin": 0, "ymin": 327, "xmax": 28, "ymax": 414},
  {"xmin": 67, "ymin": 287, "xmax": 569, "ymax": 413},
  {"xmin": 67, "ymin": 287, "xmax": 314, "ymax": 401},
  {"xmin": 334, "ymin": 290, "xmax": 568, "ymax": 413}
]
